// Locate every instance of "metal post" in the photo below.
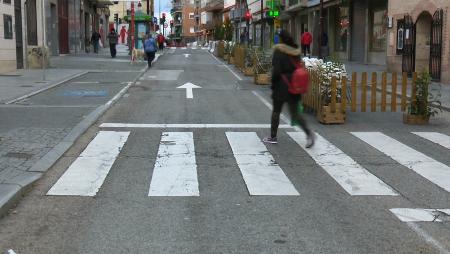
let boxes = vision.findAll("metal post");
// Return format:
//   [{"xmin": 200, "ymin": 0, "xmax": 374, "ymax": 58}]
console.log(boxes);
[
  {"xmin": 41, "ymin": 0, "xmax": 46, "ymax": 81},
  {"xmin": 260, "ymin": 0, "xmax": 264, "ymax": 47},
  {"xmin": 318, "ymin": 0, "xmax": 323, "ymax": 59},
  {"xmin": 131, "ymin": 2, "xmax": 135, "ymax": 53}
]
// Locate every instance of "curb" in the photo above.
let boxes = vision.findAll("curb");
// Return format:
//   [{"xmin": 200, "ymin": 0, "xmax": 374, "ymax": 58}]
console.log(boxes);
[
  {"xmin": 0, "ymin": 67, "xmax": 147, "ymax": 218},
  {"xmin": 4, "ymin": 71, "xmax": 89, "ymax": 104}
]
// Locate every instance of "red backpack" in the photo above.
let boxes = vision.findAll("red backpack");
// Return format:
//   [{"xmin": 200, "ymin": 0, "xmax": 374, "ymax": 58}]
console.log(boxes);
[{"xmin": 282, "ymin": 59, "xmax": 309, "ymax": 94}]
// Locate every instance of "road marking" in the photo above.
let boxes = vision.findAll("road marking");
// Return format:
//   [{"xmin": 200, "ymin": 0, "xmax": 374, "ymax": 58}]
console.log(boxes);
[
  {"xmin": 406, "ymin": 222, "xmax": 450, "ymax": 254},
  {"xmin": 177, "ymin": 82, "xmax": 201, "ymax": 99},
  {"xmin": 412, "ymin": 132, "xmax": 450, "ymax": 150},
  {"xmin": 210, "ymin": 53, "xmax": 242, "ymax": 81},
  {"xmin": 100, "ymin": 123, "xmax": 293, "ymax": 129},
  {"xmin": 226, "ymin": 132, "xmax": 300, "ymax": 196},
  {"xmin": 184, "ymin": 54, "xmax": 190, "ymax": 58},
  {"xmin": 352, "ymin": 132, "xmax": 450, "ymax": 192},
  {"xmin": 390, "ymin": 208, "xmax": 450, "ymax": 222},
  {"xmin": 288, "ymin": 132, "xmax": 397, "ymax": 196},
  {"xmin": 72, "ymin": 81, "xmax": 100, "ymax": 84},
  {"xmin": 149, "ymin": 132, "xmax": 199, "ymax": 196},
  {"xmin": 47, "ymin": 131, "xmax": 130, "ymax": 196}
]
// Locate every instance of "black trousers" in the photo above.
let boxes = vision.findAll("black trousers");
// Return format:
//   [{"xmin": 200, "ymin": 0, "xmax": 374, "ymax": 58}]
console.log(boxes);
[
  {"xmin": 271, "ymin": 95, "xmax": 311, "ymax": 138},
  {"xmin": 146, "ymin": 51, "xmax": 156, "ymax": 67},
  {"xmin": 109, "ymin": 43, "xmax": 116, "ymax": 57},
  {"xmin": 302, "ymin": 44, "xmax": 310, "ymax": 56}
]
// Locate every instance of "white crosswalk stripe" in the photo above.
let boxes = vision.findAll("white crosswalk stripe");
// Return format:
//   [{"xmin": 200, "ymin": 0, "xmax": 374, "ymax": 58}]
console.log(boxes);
[
  {"xmin": 288, "ymin": 132, "xmax": 398, "ymax": 196},
  {"xmin": 390, "ymin": 208, "xmax": 450, "ymax": 222},
  {"xmin": 149, "ymin": 132, "xmax": 199, "ymax": 196},
  {"xmin": 226, "ymin": 132, "xmax": 300, "ymax": 196},
  {"xmin": 47, "ymin": 131, "xmax": 130, "ymax": 196},
  {"xmin": 412, "ymin": 132, "xmax": 450, "ymax": 150},
  {"xmin": 352, "ymin": 132, "xmax": 450, "ymax": 192}
]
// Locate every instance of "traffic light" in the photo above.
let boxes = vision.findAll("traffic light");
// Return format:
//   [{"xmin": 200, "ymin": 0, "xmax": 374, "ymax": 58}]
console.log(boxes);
[
  {"xmin": 114, "ymin": 13, "xmax": 118, "ymax": 22},
  {"xmin": 118, "ymin": 18, "xmax": 122, "ymax": 24},
  {"xmin": 170, "ymin": 20, "xmax": 174, "ymax": 28},
  {"xmin": 244, "ymin": 10, "xmax": 252, "ymax": 21},
  {"xmin": 160, "ymin": 13, "xmax": 166, "ymax": 24}
]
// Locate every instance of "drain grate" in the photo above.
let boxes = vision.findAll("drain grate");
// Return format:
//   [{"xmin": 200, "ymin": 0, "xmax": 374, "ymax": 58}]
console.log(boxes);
[{"xmin": 3, "ymin": 152, "xmax": 33, "ymax": 159}]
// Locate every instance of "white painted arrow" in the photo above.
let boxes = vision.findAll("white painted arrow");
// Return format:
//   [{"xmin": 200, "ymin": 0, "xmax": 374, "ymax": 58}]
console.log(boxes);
[
  {"xmin": 177, "ymin": 82, "xmax": 201, "ymax": 99},
  {"xmin": 184, "ymin": 54, "xmax": 190, "ymax": 58}
]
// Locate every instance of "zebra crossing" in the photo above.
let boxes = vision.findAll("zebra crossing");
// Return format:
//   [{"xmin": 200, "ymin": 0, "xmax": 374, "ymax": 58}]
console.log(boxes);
[
  {"xmin": 46, "ymin": 129, "xmax": 450, "ymax": 221},
  {"xmin": 46, "ymin": 130, "xmax": 450, "ymax": 197}
]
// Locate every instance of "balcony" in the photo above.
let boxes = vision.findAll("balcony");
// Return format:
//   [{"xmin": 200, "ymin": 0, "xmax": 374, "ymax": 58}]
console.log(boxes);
[
  {"xmin": 285, "ymin": 0, "xmax": 306, "ymax": 12},
  {"xmin": 203, "ymin": 0, "xmax": 224, "ymax": 12}
]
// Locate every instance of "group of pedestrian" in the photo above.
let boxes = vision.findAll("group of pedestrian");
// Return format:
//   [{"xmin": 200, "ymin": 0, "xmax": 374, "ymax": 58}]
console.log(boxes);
[{"xmin": 90, "ymin": 28, "xmax": 119, "ymax": 58}]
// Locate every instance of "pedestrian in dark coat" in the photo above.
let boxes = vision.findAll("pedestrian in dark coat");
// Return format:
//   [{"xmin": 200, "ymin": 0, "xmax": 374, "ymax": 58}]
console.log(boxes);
[
  {"xmin": 91, "ymin": 31, "xmax": 101, "ymax": 53},
  {"xmin": 108, "ymin": 28, "xmax": 119, "ymax": 58},
  {"xmin": 263, "ymin": 30, "xmax": 315, "ymax": 148}
]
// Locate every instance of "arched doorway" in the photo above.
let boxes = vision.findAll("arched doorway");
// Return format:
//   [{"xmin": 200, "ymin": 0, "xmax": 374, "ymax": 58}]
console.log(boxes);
[{"xmin": 414, "ymin": 11, "xmax": 432, "ymax": 73}]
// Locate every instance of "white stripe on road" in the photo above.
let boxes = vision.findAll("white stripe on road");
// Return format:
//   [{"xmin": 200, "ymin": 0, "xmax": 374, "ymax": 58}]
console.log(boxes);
[
  {"xmin": 251, "ymin": 91, "xmax": 290, "ymax": 124},
  {"xmin": 352, "ymin": 132, "xmax": 450, "ymax": 192},
  {"xmin": 288, "ymin": 132, "xmax": 397, "ymax": 196},
  {"xmin": 100, "ymin": 123, "xmax": 293, "ymax": 129},
  {"xmin": 149, "ymin": 132, "xmax": 199, "ymax": 196},
  {"xmin": 209, "ymin": 53, "xmax": 242, "ymax": 81},
  {"xmin": 47, "ymin": 131, "xmax": 130, "ymax": 196},
  {"xmin": 412, "ymin": 132, "xmax": 450, "ymax": 150},
  {"xmin": 390, "ymin": 208, "xmax": 450, "ymax": 222},
  {"xmin": 226, "ymin": 132, "xmax": 300, "ymax": 196}
]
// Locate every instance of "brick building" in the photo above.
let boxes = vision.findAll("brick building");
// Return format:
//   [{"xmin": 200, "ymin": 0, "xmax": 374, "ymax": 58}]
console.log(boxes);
[{"xmin": 387, "ymin": 0, "xmax": 449, "ymax": 82}]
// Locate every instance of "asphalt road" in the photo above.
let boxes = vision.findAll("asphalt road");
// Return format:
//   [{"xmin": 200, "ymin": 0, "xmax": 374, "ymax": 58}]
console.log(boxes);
[{"xmin": 1, "ymin": 48, "xmax": 450, "ymax": 254}]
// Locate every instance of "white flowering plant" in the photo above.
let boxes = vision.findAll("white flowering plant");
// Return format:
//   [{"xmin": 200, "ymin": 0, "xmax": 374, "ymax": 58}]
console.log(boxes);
[{"xmin": 303, "ymin": 57, "xmax": 347, "ymax": 105}]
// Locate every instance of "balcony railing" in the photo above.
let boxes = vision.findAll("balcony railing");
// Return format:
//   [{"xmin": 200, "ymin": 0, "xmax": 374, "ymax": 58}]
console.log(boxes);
[{"xmin": 204, "ymin": 0, "xmax": 224, "ymax": 11}]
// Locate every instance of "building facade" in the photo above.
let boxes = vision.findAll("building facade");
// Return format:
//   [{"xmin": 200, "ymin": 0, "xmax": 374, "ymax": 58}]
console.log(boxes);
[{"xmin": 0, "ymin": 0, "xmax": 112, "ymax": 74}]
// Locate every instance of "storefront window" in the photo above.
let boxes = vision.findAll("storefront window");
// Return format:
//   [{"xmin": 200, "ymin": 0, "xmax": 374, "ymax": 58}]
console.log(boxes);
[
  {"xmin": 370, "ymin": 8, "xmax": 388, "ymax": 51},
  {"xmin": 335, "ymin": 6, "xmax": 349, "ymax": 52}
]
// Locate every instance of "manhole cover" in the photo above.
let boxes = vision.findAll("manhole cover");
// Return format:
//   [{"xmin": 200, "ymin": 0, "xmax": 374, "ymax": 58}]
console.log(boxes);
[{"xmin": 4, "ymin": 152, "xmax": 33, "ymax": 159}]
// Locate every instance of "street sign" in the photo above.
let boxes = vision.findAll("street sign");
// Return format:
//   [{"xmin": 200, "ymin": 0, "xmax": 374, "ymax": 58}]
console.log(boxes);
[{"xmin": 164, "ymin": 23, "xmax": 168, "ymax": 28}]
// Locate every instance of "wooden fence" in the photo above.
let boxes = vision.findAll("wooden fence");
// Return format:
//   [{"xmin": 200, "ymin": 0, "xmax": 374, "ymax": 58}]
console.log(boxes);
[{"xmin": 303, "ymin": 71, "xmax": 417, "ymax": 123}]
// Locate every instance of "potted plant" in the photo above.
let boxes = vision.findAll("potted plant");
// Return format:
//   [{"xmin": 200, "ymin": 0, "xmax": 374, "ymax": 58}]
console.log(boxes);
[
  {"xmin": 403, "ymin": 70, "xmax": 442, "ymax": 124},
  {"xmin": 253, "ymin": 48, "xmax": 272, "ymax": 85},
  {"xmin": 305, "ymin": 58, "xmax": 347, "ymax": 124}
]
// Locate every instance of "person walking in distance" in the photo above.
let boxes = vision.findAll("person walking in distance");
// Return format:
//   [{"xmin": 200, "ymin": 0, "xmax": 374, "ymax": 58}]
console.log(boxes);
[
  {"xmin": 91, "ymin": 30, "xmax": 101, "ymax": 54},
  {"xmin": 120, "ymin": 26, "xmax": 127, "ymax": 44},
  {"xmin": 144, "ymin": 34, "xmax": 158, "ymax": 67},
  {"xmin": 263, "ymin": 30, "xmax": 315, "ymax": 148},
  {"xmin": 157, "ymin": 33, "xmax": 165, "ymax": 51},
  {"xmin": 300, "ymin": 29, "xmax": 312, "ymax": 57},
  {"xmin": 108, "ymin": 28, "xmax": 119, "ymax": 58}
]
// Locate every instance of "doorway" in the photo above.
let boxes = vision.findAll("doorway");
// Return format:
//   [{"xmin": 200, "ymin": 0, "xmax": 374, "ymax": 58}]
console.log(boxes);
[
  {"xmin": 50, "ymin": 4, "xmax": 58, "ymax": 55},
  {"xmin": 414, "ymin": 12, "xmax": 432, "ymax": 72},
  {"xmin": 14, "ymin": 0, "xmax": 23, "ymax": 69},
  {"xmin": 58, "ymin": 0, "xmax": 69, "ymax": 54}
]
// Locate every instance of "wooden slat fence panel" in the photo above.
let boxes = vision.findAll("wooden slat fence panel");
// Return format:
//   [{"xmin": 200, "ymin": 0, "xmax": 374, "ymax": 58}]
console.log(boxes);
[{"xmin": 371, "ymin": 72, "xmax": 377, "ymax": 112}]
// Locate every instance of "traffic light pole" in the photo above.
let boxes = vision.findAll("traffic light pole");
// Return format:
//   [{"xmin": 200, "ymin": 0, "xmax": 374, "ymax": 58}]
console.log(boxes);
[{"xmin": 318, "ymin": 0, "xmax": 324, "ymax": 59}]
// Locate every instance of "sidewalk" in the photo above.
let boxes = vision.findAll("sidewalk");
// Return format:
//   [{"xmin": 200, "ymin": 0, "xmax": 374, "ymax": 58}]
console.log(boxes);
[
  {"xmin": 0, "ymin": 45, "xmax": 147, "ymax": 216},
  {"xmin": 344, "ymin": 61, "xmax": 450, "ymax": 111},
  {"xmin": 0, "ymin": 45, "xmax": 137, "ymax": 104}
]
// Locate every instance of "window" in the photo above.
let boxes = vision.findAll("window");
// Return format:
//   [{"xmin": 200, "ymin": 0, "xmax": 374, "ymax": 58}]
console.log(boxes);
[
  {"xmin": 190, "ymin": 27, "xmax": 195, "ymax": 33},
  {"xmin": 3, "ymin": 0, "xmax": 11, "ymax": 4},
  {"xmin": 369, "ymin": 6, "xmax": 388, "ymax": 51},
  {"xmin": 27, "ymin": 0, "xmax": 38, "ymax": 45},
  {"xmin": 189, "ymin": 13, "xmax": 195, "ymax": 19},
  {"xmin": 3, "ymin": 14, "xmax": 13, "ymax": 39},
  {"xmin": 396, "ymin": 19, "xmax": 404, "ymax": 55},
  {"xmin": 334, "ymin": 6, "xmax": 349, "ymax": 52}
]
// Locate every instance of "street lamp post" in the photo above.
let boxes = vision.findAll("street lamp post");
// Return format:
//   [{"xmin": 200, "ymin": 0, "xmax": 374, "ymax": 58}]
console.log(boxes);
[{"xmin": 41, "ymin": 0, "xmax": 46, "ymax": 81}]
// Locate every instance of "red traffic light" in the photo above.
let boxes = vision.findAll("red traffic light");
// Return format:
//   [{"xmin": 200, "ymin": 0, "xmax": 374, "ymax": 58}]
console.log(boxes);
[
  {"xmin": 162, "ymin": 13, "xmax": 166, "ymax": 18},
  {"xmin": 245, "ymin": 10, "xmax": 252, "ymax": 20}
]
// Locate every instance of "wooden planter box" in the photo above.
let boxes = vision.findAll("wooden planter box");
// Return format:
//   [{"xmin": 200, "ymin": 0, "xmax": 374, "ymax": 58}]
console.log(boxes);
[
  {"xmin": 229, "ymin": 56, "xmax": 235, "ymax": 65},
  {"xmin": 403, "ymin": 113, "xmax": 430, "ymax": 125},
  {"xmin": 254, "ymin": 73, "xmax": 271, "ymax": 85},
  {"xmin": 317, "ymin": 103, "xmax": 346, "ymax": 124},
  {"xmin": 224, "ymin": 54, "xmax": 229, "ymax": 61},
  {"xmin": 244, "ymin": 67, "xmax": 255, "ymax": 76}
]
